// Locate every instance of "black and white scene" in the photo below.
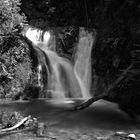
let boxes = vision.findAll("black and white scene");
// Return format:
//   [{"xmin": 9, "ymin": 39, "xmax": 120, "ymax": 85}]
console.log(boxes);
[{"xmin": 0, "ymin": 0, "xmax": 140, "ymax": 139}]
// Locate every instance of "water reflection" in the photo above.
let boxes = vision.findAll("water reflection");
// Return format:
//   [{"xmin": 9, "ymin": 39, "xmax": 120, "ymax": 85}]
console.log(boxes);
[{"xmin": 0, "ymin": 99, "xmax": 139, "ymax": 130}]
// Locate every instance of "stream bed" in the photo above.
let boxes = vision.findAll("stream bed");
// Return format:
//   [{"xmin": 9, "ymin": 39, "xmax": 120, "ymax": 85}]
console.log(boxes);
[{"xmin": 0, "ymin": 99, "xmax": 140, "ymax": 139}]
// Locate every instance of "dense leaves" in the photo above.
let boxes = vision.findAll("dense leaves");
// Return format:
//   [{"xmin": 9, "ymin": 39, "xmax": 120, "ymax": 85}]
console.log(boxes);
[
  {"xmin": 0, "ymin": 0, "xmax": 26, "ymax": 34},
  {"xmin": 0, "ymin": 35, "xmax": 33, "ymax": 100}
]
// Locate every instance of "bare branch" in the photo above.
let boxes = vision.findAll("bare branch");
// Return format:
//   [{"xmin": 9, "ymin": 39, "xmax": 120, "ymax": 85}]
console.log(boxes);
[{"xmin": 71, "ymin": 63, "xmax": 133, "ymax": 111}]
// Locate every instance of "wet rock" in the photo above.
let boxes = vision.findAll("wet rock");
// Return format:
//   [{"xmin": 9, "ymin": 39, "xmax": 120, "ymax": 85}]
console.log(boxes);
[
  {"xmin": 127, "ymin": 134, "xmax": 136, "ymax": 140},
  {"xmin": 115, "ymin": 131, "xmax": 128, "ymax": 137},
  {"xmin": 114, "ymin": 132, "xmax": 137, "ymax": 140}
]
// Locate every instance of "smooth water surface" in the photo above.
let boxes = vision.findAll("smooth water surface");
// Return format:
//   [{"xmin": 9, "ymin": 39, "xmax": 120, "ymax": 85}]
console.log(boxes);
[{"xmin": 0, "ymin": 99, "xmax": 139, "ymax": 131}]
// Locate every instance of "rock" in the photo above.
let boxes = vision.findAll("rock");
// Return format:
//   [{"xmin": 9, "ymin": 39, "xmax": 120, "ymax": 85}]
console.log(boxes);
[
  {"xmin": 115, "ymin": 132, "xmax": 136, "ymax": 140},
  {"xmin": 115, "ymin": 131, "xmax": 128, "ymax": 137},
  {"xmin": 127, "ymin": 134, "xmax": 136, "ymax": 140}
]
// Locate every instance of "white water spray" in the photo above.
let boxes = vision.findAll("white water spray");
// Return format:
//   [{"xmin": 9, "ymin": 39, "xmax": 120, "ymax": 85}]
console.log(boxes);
[
  {"xmin": 74, "ymin": 28, "xmax": 95, "ymax": 98},
  {"xmin": 25, "ymin": 27, "xmax": 94, "ymax": 99}
]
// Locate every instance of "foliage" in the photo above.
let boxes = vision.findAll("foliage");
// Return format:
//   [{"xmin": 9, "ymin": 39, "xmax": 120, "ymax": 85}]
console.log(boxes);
[
  {"xmin": 21, "ymin": 0, "xmax": 98, "ymax": 27},
  {"xmin": 55, "ymin": 26, "xmax": 79, "ymax": 61},
  {"xmin": 0, "ymin": 35, "xmax": 32, "ymax": 100},
  {"xmin": 0, "ymin": 0, "xmax": 26, "ymax": 34},
  {"xmin": 23, "ymin": 71, "xmax": 41, "ymax": 100}
]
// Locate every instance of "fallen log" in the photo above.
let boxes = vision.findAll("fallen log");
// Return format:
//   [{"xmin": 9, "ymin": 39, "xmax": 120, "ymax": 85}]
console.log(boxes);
[
  {"xmin": 72, "ymin": 63, "xmax": 133, "ymax": 111},
  {"xmin": 0, "ymin": 115, "xmax": 31, "ymax": 133}
]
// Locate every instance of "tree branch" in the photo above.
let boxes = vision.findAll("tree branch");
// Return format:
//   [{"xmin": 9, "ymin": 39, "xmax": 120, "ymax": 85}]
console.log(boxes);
[{"xmin": 71, "ymin": 63, "xmax": 133, "ymax": 111}]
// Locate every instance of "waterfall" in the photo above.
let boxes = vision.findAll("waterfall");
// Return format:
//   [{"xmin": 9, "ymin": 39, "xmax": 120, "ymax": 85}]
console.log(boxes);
[
  {"xmin": 25, "ymin": 26, "xmax": 94, "ymax": 99},
  {"xmin": 74, "ymin": 28, "xmax": 95, "ymax": 98}
]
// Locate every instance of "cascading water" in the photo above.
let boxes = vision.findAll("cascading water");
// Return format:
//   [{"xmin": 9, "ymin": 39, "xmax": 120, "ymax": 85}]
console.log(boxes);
[
  {"xmin": 25, "ymin": 26, "xmax": 94, "ymax": 99},
  {"xmin": 74, "ymin": 28, "xmax": 95, "ymax": 98},
  {"xmin": 43, "ymin": 50, "xmax": 83, "ymax": 98}
]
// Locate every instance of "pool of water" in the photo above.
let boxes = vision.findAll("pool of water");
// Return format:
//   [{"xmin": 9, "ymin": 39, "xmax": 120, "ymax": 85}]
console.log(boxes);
[{"xmin": 0, "ymin": 99, "xmax": 139, "ymax": 131}]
